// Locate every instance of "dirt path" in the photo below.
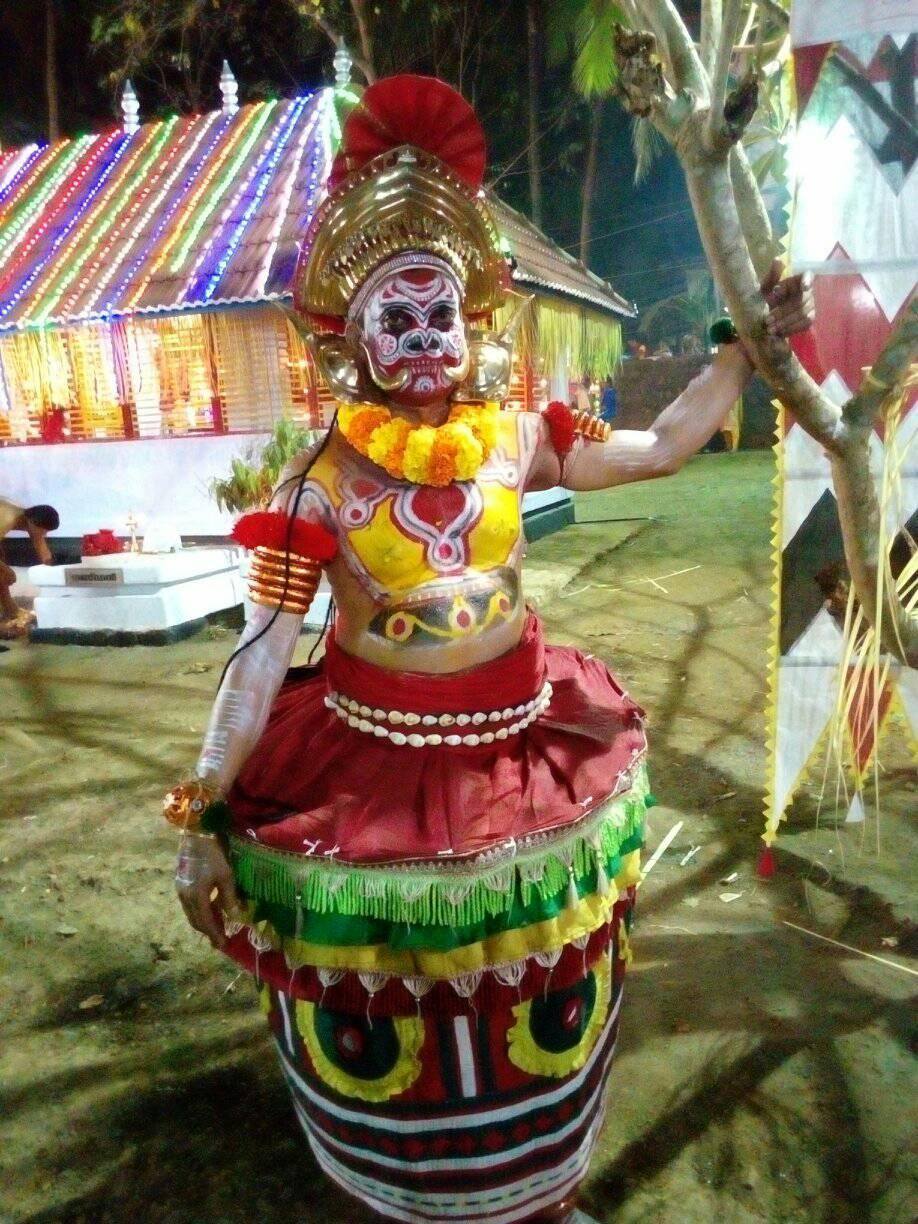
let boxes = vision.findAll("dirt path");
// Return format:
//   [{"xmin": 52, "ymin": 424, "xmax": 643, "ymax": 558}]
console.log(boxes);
[{"xmin": 1, "ymin": 452, "xmax": 914, "ymax": 1223}]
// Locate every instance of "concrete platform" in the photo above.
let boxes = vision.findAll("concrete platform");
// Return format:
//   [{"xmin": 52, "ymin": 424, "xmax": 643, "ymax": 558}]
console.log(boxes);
[{"xmin": 29, "ymin": 548, "xmax": 242, "ymax": 644}]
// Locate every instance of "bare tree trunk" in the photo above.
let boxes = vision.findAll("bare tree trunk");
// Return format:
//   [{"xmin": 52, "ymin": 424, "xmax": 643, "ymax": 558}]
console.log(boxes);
[
  {"xmin": 45, "ymin": 0, "xmax": 59, "ymax": 141},
  {"xmin": 349, "ymin": 0, "xmax": 376, "ymax": 82},
  {"xmin": 579, "ymin": 98, "xmax": 604, "ymax": 263},
  {"xmin": 526, "ymin": 0, "xmax": 543, "ymax": 228}
]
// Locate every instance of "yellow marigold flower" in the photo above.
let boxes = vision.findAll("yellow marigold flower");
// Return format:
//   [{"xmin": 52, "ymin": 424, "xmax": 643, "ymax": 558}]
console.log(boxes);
[
  {"xmin": 439, "ymin": 422, "xmax": 483, "ymax": 481},
  {"xmin": 367, "ymin": 418, "xmax": 412, "ymax": 477},
  {"xmin": 450, "ymin": 402, "xmax": 499, "ymax": 454},
  {"xmin": 402, "ymin": 426, "xmax": 438, "ymax": 484}
]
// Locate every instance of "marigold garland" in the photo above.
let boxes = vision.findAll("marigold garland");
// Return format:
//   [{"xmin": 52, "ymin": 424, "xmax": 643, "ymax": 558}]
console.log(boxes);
[{"xmin": 338, "ymin": 401, "xmax": 500, "ymax": 486}]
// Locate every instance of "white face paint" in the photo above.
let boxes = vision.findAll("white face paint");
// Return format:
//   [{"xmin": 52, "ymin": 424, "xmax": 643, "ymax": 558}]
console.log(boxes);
[{"xmin": 360, "ymin": 266, "xmax": 467, "ymax": 407}]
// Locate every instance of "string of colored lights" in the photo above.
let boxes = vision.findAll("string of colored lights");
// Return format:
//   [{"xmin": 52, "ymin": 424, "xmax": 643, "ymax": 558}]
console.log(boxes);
[
  {"xmin": 123, "ymin": 106, "xmax": 257, "ymax": 308},
  {"xmin": 261, "ymin": 90, "xmax": 333, "ymax": 298},
  {"xmin": 0, "ymin": 145, "xmax": 42, "ymax": 203},
  {"xmin": 0, "ymin": 145, "xmax": 60, "ymax": 234},
  {"xmin": 0, "ymin": 131, "xmax": 132, "ymax": 322},
  {"xmin": 0, "ymin": 136, "xmax": 96, "ymax": 262},
  {"xmin": 169, "ymin": 99, "xmax": 277, "ymax": 276},
  {"xmin": 29, "ymin": 120, "xmax": 176, "ymax": 326},
  {"xmin": 55, "ymin": 115, "xmax": 193, "ymax": 322},
  {"xmin": 0, "ymin": 133, "xmax": 119, "ymax": 304},
  {"xmin": 254, "ymin": 91, "xmax": 325, "ymax": 298},
  {"xmin": 183, "ymin": 97, "xmax": 297, "ymax": 301},
  {"xmin": 0, "ymin": 139, "xmax": 94, "ymax": 261},
  {"xmin": 92, "ymin": 111, "xmax": 225, "ymax": 319},
  {"xmin": 199, "ymin": 95, "xmax": 313, "ymax": 302}
]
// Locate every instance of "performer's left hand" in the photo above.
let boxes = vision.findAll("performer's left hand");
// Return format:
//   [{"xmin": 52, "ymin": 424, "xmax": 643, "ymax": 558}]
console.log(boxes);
[{"xmin": 760, "ymin": 259, "xmax": 815, "ymax": 337}]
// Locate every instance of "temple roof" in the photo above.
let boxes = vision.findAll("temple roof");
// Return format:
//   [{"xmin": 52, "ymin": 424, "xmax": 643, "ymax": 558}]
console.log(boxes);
[{"xmin": 0, "ymin": 87, "xmax": 635, "ymax": 334}]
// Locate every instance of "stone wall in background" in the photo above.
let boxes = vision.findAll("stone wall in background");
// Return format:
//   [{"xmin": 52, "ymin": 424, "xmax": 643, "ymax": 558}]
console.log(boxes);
[{"xmin": 614, "ymin": 356, "xmax": 777, "ymax": 449}]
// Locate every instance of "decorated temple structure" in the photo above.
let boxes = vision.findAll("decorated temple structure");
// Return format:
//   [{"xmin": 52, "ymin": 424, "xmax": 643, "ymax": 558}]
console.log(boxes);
[{"xmin": 0, "ymin": 66, "xmax": 634, "ymax": 545}]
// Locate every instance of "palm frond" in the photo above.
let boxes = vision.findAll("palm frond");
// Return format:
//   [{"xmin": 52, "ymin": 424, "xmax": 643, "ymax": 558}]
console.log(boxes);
[{"xmin": 573, "ymin": 0, "xmax": 628, "ymax": 97}]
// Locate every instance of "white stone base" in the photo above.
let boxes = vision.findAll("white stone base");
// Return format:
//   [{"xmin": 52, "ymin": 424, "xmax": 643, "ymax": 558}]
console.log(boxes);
[{"xmin": 30, "ymin": 547, "xmax": 242, "ymax": 635}]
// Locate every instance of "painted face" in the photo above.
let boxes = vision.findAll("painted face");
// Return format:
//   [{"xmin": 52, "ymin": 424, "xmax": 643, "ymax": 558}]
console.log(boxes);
[{"xmin": 360, "ymin": 267, "xmax": 468, "ymax": 406}]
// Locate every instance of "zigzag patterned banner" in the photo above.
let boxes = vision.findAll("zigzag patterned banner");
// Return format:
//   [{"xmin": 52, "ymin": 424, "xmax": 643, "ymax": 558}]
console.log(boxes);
[{"xmin": 764, "ymin": 1, "xmax": 917, "ymax": 842}]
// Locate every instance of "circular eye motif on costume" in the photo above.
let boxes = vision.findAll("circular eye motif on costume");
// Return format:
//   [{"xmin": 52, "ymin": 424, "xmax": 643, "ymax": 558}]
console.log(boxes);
[
  {"xmin": 506, "ymin": 953, "xmax": 611, "ymax": 1078},
  {"xmin": 295, "ymin": 1000, "xmax": 424, "ymax": 1102}
]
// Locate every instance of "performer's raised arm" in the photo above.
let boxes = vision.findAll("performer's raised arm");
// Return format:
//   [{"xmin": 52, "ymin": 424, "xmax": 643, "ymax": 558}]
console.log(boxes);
[
  {"xmin": 530, "ymin": 265, "xmax": 814, "ymax": 492},
  {"xmin": 167, "ymin": 458, "xmax": 337, "ymax": 948}
]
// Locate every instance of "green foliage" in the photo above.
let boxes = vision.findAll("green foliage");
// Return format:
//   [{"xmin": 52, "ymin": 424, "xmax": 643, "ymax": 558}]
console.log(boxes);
[
  {"xmin": 639, "ymin": 271, "xmax": 721, "ymax": 347},
  {"xmin": 572, "ymin": 0, "xmax": 627, "ymax": 98},
  {"xmin": 743, "ymin": 64, "xmax": 792, "ymax": 189},
  {"xmin": 209, "ymin": 416, "xmax": 316, "ymax": 514}
]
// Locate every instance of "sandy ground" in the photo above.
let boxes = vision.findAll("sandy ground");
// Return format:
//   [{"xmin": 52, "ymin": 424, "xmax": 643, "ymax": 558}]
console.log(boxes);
[{"xmin": 1, "ymin": 451, "xmax": 915, "ymax": 1224}]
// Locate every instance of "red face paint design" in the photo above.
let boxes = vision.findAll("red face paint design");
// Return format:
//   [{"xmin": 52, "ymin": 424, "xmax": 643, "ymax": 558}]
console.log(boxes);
[{"xmin": 361, "ymin": 267, "xmax": 467, "ymax": 407}]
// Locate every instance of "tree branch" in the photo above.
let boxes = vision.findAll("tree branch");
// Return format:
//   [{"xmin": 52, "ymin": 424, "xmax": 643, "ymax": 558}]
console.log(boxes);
[
  {"xmin": 700, "ymin": 0, "xmax": 722, "ymax": 78},
  {"xmin": 845, "ymin": 298, "xmax": 918, "ymax": 431},
  {"xmin": 289, "ymin": 2, "xmax": 374, "ymax": 84},
  {"xmin": 348, "ymin": 0, "xmax": 376, "ymax": 83},
  {"xmin": 706, "ymin": 0, "xmax": 745, "ymax": 150},
  {"xmin": 728, "ymin": 143, "xmax": 776, "ymax": 276},
  {"xmin": 632, "ymin": 0, "xmax": 707, "ymax": 97}
]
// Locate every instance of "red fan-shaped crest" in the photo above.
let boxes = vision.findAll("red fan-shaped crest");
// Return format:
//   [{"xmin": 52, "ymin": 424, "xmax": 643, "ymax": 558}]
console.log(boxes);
[{"xmin": 328, "ymin": 74, "xmax": 486, "ymax": 192}]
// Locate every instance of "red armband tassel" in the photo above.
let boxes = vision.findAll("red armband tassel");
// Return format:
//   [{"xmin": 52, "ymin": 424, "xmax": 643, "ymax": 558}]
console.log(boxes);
[
  {"xmin": 231, "ymin": 510, "xmax": 337, "ymax": 563},
  {"xmin": 543, "ymin": 401, "xmax": 577, "ymax": 459}
]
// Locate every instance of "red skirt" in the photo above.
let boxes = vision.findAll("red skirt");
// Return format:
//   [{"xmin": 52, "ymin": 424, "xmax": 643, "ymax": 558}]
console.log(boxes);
[{"xmin": 228, "ymin": 614, "xmax": 646, "ymax": 863}]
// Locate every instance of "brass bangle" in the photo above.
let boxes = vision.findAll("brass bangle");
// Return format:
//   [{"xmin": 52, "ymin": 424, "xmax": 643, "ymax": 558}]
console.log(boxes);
[
  {"xmin": 249, "ymin": 570, "xmax": 319, "ymax": 593},
  {"xmin": 163, "ymin": 778, "xmax": 222, "ymax": 831},
  {"xmin": 572, "ymin": 410, "xmax": 611, "ymax": 443},
  {"xmin": 251, "ymin": 546, "xmax": 321, "ymax": 576},
  {"xmin": 250, "ymin": 558, "xmax": 320, "ymax": 582},
  {"xmin": 249, "ymin": 580, "xmax": 318, "ymax": 604},
  {"xmin": 249, "ymin": 589, "xmax": 314, "ymax": 614}
]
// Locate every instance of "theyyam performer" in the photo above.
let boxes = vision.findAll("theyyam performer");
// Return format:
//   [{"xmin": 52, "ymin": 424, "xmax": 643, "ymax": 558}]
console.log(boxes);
[{"xmin": 165, "ymin": 76, "xmax": 813, "ymax": 1223}]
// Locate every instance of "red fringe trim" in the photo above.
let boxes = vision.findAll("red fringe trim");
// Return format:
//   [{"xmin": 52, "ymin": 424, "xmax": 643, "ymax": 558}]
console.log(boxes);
[
  {"xmin": 543, "ymin": 400, "xmax": 577, "ymax": 458},
  {"xmin": 231, "ymin": 511, "xmax": 337, "ymax": 562}
]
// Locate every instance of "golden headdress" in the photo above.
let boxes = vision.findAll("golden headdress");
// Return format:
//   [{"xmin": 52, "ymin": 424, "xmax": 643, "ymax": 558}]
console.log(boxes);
[{"xmin": 292, "ymin": 75, "xmax": 509, "ymax": 331}]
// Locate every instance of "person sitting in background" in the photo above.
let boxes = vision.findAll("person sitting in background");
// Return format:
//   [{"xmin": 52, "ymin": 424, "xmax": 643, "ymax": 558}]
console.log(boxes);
[
  {"xmin": 599, "ymin": 376, "xmax": 618, "ymax": 426},
  {"xmin": 574, "ymin": 372, "xmax": 594, "ymax": 413},
  {"xmin": 0, "ymin": 499, "xmax": 59, "ymax": 638}
]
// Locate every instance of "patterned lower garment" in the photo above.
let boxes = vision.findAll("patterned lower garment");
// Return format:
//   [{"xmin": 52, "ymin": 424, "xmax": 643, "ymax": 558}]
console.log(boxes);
[{"xmin": 260, "ymin": 895, "xmax": 633, "ymax": 1223}]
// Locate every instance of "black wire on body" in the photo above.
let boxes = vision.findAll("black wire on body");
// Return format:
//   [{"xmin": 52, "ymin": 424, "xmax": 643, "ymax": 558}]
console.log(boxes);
[{"xmin": 214, "ymin": 409, "xmax": 339, "ymax": 696}]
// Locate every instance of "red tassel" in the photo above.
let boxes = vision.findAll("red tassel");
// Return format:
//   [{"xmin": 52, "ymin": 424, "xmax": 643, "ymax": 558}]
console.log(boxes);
[
  {"xmin": 231, "ymin": 511, "xmax": 337, "ymax": 562},
  {"xmin": 756, "ymin": 845, "xmax": 776, "ymax": 879},
  {"xmin": 543, "ymin": 400, "xmax": 576, "ymax": 459}
]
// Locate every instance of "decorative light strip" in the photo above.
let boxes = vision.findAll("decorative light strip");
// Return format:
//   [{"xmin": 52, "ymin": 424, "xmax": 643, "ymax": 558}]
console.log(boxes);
[
  {"xmin": 184, "ymin": 97, "xmax": 295, "ymax": 300},
  {"xmin": 254, "ymin": 92, "xmax": 325, "ymax": 297},
  {"xmin": 0, "ymin": 144, "xmax": 42, "ymax": 203},
  {"xmin": 55, "ymin": 115, "xmax": 190, "ymax": 321},
  {"xmin": 167, "ymin": 100, "xmax": 275, "ymax": 274},
  {"xmin": 0, "ymin": 131, "xmax": 135, "ymax": 323},
  {"xmin": 200, "ymin": 95, "xmax": 312, "ymax": 301},
  {"xmin": 29, "ymin": 120, "xmax": 175, "ymax": 325},
  {"xmin": 123, "ymin": 107, "xmax": 255, "ymax": 306},
  {"xmin": 0, "ymin": 136, "xmax": 95, "ymax": 262},
  {"xmin": 95, "ymin": 111, "xmax": 224, "ymax": 317},
  {"xmin": 0, "ymin": 143, "xmax": 60, "ymax": 236},
  {"xmin": 0, "ymin": 132, "xmax": 124, "ymax": 318}
]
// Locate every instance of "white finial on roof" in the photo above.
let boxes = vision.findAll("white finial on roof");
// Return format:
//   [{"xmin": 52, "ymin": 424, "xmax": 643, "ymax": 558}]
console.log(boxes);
[
  {"xmin": 220, "ymin": 60, "xmax": 239, "ymax": 114},
  {"xmin": 333, "ymin": 45, "xmax": 353, "ymax": 88},
  {"xmin": 121, "ymin": 80, "xmax": 140, "ymax": 134}
]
